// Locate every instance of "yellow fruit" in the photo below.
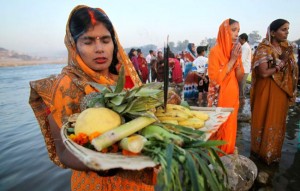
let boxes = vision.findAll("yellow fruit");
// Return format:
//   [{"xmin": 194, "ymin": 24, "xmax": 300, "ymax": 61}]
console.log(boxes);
[
  {"xmin": 166, "ymin": 104, "xmax": 193, "ymax": 117},
  {"xmin": 190, "ymin": 110, "xmax": 209, "ymax": 121},
  {"xmin": 75, "ymin": 107, "xmax": 121, "ymax": 135},
  {"xmin": 178, "ymin": 117, "xmax": 205, "ymax": 129},
  {"xmin": 155, "ymin": 110, "xmax": 189, "ymax": 121},
  {"xmin": 159, "ymin": 119, "xmax": 179, "ymax": 125}
]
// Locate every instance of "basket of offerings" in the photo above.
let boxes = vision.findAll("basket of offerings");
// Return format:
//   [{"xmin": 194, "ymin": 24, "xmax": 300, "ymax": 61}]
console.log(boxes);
[
  {"xmin": 61, "ymin": 67, "xmax": 233, "ymax": 190},
  {"xmin": 61, "ymin": 106, "xmax": 232, "ymax": 170}
]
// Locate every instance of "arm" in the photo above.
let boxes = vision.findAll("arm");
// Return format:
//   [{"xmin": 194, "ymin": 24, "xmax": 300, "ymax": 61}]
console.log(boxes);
[
  {"xmin": 255, "ymin": 48, "xmax": 289, "ymax": 78},
  {"xmin": 48, "ymin": 113, "xmax": 90, "ymax": 171},
  {"xmin": 235, "ymin": 63, "xmax": 245, "ymax": 81},
  {"xmin": 256, "ymin": 60, "xmax": 286, "ymax": 78},
  {"xmin": 256, "ymin": 62, "xmax": 278, "ymax": 78},
  {"xmin": 227, "ymin": 43, "xmax": 242, "ymax": 74},
  {"xmin": 208, "ymin": 44, "xmax": 240, "ymax": 84}
]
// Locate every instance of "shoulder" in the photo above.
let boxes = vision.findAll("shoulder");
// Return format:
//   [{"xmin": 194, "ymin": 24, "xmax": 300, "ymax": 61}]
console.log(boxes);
[
  {"xmin": 29, "ymin": 73, "xmax": 71, "ymax": 105},
  {"xmin": 30, "ymin": 74, "xmax": 70, "ymax": 93},
  {"xmin": 193, "ymin": 57, "xmax": 200, "ymax": 64}
]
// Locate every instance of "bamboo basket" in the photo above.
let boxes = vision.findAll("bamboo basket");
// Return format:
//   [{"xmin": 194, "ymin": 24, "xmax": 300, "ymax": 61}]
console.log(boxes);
[{"xmin": 61, "ymin": 107, "xmax": 233, "ymax": 171}]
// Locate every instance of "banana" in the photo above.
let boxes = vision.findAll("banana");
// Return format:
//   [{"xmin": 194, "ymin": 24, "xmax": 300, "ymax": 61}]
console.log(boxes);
[
  {"xmin": 166, "ymin": 104, "xmax": 193, "ymax": 117},
  {"xmin": 190, "ymin": 110, "xmax": 209, "ymax": 121},
  {"xmin": 157, "ymin": 116, "xmax": 187, "ymax": 121},
  {"xmin": 159, "ymin": 119, "xmax": 179, "ymax": 125},
  {"xmin": 178, "ymin": 117, "xmax": 205, "ymax": 129},
  {"xmin": 155, "ymin": 110, "xmax": 189, "ymax": 121}
]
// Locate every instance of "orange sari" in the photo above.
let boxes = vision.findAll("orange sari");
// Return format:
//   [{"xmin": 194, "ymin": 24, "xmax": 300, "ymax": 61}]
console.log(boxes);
[
  {"xmin": 250, "ymin": 37, "xmax": 298, "ymax": 164},
  {"xmin": 207, "ymin": 19, "xmax": 244, "ymax": 154},
  {"xmin": 29, "ymin": 5, "xmax": 154, "ymax": 191}
]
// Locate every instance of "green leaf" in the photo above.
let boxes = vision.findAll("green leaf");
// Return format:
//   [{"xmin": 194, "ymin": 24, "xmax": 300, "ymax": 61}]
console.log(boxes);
[
  {"xmin": 195, "ymin": 148, "xmax": 228, "ymax": 188},
  {"xmin": 126, "ymin": 111, "xmax": 156, "ymax": 119},
  {"xmin": 208, "ymin": 149, "xmax": 228, "ymax": 183},
  {"xmin": 172, "ymin": 124, "xmax": 205, "ymax": 137},
  {"xmin": 112, "ymin": 104, "xmax": 127, "ymax": 113},
  {"xmin": 185, "ymin": 140, "xmax": 226, "ymax": 148},
  {"xmin": 114, "ymin": 65, "xmax": 125, "ymax": 93},
  {"xmin": 122, "ymin": 98, "xmax": 140, "ymax": 113},
  {"xmin": 165, "ymin": 144, "xmax": 174, "ymax": 188},
  {"xmin": 191, "ymin": 150, "xmax": 221, "ymax": 191},
  {"xmin": 185, "ymin": 152, "xmax": 202, "ymax": 191},
  {"xmin": 135, "ymin": 88, "xmax": 162, "ymax": 97},
  {"xmin": 84, "ymin": 93, "xmax": 105, "ymax": 108},
  {"xmin": 142, "ymin": 82, "xmax": 163, "ymax": 89},
  {"xmin": 88, "ymin": 82, "xmax": 111, "ymax": 93},
  {"xmin": 110, "ymin": 95, "xmax": 125, "ymax": 106},
  {"xmin": 104, "ymin": 92, "xmax": 118, "ymax": 98}
]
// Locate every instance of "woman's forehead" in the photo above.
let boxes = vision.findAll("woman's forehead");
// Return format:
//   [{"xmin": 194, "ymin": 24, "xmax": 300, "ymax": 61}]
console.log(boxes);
[{"xmin": 84, "ymin": 22, "xmax": 110, "ymax": 36}]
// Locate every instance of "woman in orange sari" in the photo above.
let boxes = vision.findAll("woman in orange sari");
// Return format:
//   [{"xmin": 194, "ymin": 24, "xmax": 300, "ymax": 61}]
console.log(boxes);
[
  {"xmin": 207, "ymin": 19, "xmax": 244, "ymax": 154},
  {"xmin": 29, "ymin": 5, "xmax": 156, "ymax": 191},
  {"xmin": 250, "ymin": 19, "xmax": 298, "ymax": 165}
]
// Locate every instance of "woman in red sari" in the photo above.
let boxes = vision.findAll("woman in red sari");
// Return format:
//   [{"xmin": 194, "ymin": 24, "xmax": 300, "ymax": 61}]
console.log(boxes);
[
  {"xmin": 29, "ymin": 5, "xmax": 156, "ymax": 191},
  {"xmin": 250, "ymin": 19, "xmax": 298, "ymax": 165},
  {"xmin": 169, "ymin": 52, "xmax": 183, "ymax": 84},
  {"xmin": 137, "ymin": 49, "xmax": 149, "ymax": 83},
  {"xmin": 207, "ymin": 19, "xmax": 244, "ymax": 154}
]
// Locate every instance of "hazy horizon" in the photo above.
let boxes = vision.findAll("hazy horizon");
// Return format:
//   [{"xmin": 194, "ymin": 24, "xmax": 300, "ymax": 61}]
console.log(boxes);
[{"xmin": 1, "ymin": 0, "xmax": 300, "ymax": 57}]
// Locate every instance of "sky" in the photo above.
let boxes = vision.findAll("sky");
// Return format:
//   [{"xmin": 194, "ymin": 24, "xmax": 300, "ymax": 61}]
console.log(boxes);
[{"xmin": 1, "ymin": 0, "xmax": 300, "ymax": 57}]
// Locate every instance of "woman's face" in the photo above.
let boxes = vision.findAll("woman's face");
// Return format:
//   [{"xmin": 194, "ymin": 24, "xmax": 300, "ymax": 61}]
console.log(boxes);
[
  {"xmin": 76, "ymin": 22, "xmax": 114, "ymax": 72},
  {"xmin": 158, "ymin": 52, "xmax": 163, "ymax": 58},
  {"xmin": 230, "ymin": 22, "xmax": 240, "ymax": 43},
  {"xmin": 133, "ymin": 50, "xmax": 137, "ymax": 56},
  {"xmin": 191, "ymin": 44, "xmax": 196, "ymax": 52},
  {"xmin": 272, "ymin": 23, "xmax": 289, "ymax": 42}
]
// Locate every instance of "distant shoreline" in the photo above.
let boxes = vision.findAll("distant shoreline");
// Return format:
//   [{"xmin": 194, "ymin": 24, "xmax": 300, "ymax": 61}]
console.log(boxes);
[{"xmin": 0, "ymin": 59, "xmax": 67, "ymax": 67}]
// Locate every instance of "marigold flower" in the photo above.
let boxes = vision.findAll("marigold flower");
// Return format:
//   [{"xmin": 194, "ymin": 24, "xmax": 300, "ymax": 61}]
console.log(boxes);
[
  {"xmin": 89, "ymin": 131, "xmax": 101, "ymax": 141},
  {"xmin": 69, "ymin": 133, "xmax": 89, "ymax": 145}
]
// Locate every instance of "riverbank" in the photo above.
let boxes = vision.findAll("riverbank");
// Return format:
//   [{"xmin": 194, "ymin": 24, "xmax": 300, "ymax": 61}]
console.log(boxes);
[{"xmin": 0, "ymin": 59, "xmax": 67, "ymax": 67}]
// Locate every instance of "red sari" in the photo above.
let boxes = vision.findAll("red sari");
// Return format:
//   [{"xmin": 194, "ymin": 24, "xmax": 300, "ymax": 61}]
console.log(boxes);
[
  {"xmin": 169, "ymin": 58, "xmax": 183, "ymax": 84},
  {"xmin": 137, "ymin": 56, "xmax": 149, "ymax": 83}
]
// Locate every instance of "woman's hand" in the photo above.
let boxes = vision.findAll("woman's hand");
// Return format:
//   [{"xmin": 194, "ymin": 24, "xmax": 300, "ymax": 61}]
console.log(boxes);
[
  {"xmin": 278, "ymin": 46, "xmax": 292, "ymax": 69},
  {"xmin": 279, "ymin": 46, "xmax": 292, "ymax": 63},
  {"xmin": 48, "ymin": 114, "xmax": 90, "ymax": 171},
  {"xmin": 230, "ymin": 42, "xmax": 242, "ymax": 63},
  {"xmin": 227, "ymin": 42, "xmax": 242, "ymax": 73}
]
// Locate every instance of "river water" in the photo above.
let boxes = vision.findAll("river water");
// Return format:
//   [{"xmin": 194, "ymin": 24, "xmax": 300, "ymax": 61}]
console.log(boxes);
[
  {"xmin": 0, "ymin": 64, "xmax": 71, "ymax": 191},
  {"xmin": 0, "ymin": 64, "xmax": 299, "ymax": 191}
]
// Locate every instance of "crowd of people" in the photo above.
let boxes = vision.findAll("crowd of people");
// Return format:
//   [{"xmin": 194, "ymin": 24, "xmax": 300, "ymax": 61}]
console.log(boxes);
[
  {"xmin": 29, "ymin": 4, "xmax": 299, "ymax": 191},
  {"xmin": 126, "ymin": 18, "xmax": 299, "ymax": 162}
]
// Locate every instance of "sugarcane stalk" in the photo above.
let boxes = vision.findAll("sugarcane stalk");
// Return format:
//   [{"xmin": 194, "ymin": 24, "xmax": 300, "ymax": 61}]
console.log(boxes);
[
  {"xmin": 91, "ymin": 117, "xmax": 156, "ymax": 151},
  {"xmin": 119, "ymin": 134, "xmax": 147, "ymax": 153}
]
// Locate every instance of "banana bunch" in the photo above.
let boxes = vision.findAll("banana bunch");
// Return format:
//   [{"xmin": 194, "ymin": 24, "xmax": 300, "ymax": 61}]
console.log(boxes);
[{"xmin": 154, "ymin": 104, "xmax": 209, "ymax": 129}]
